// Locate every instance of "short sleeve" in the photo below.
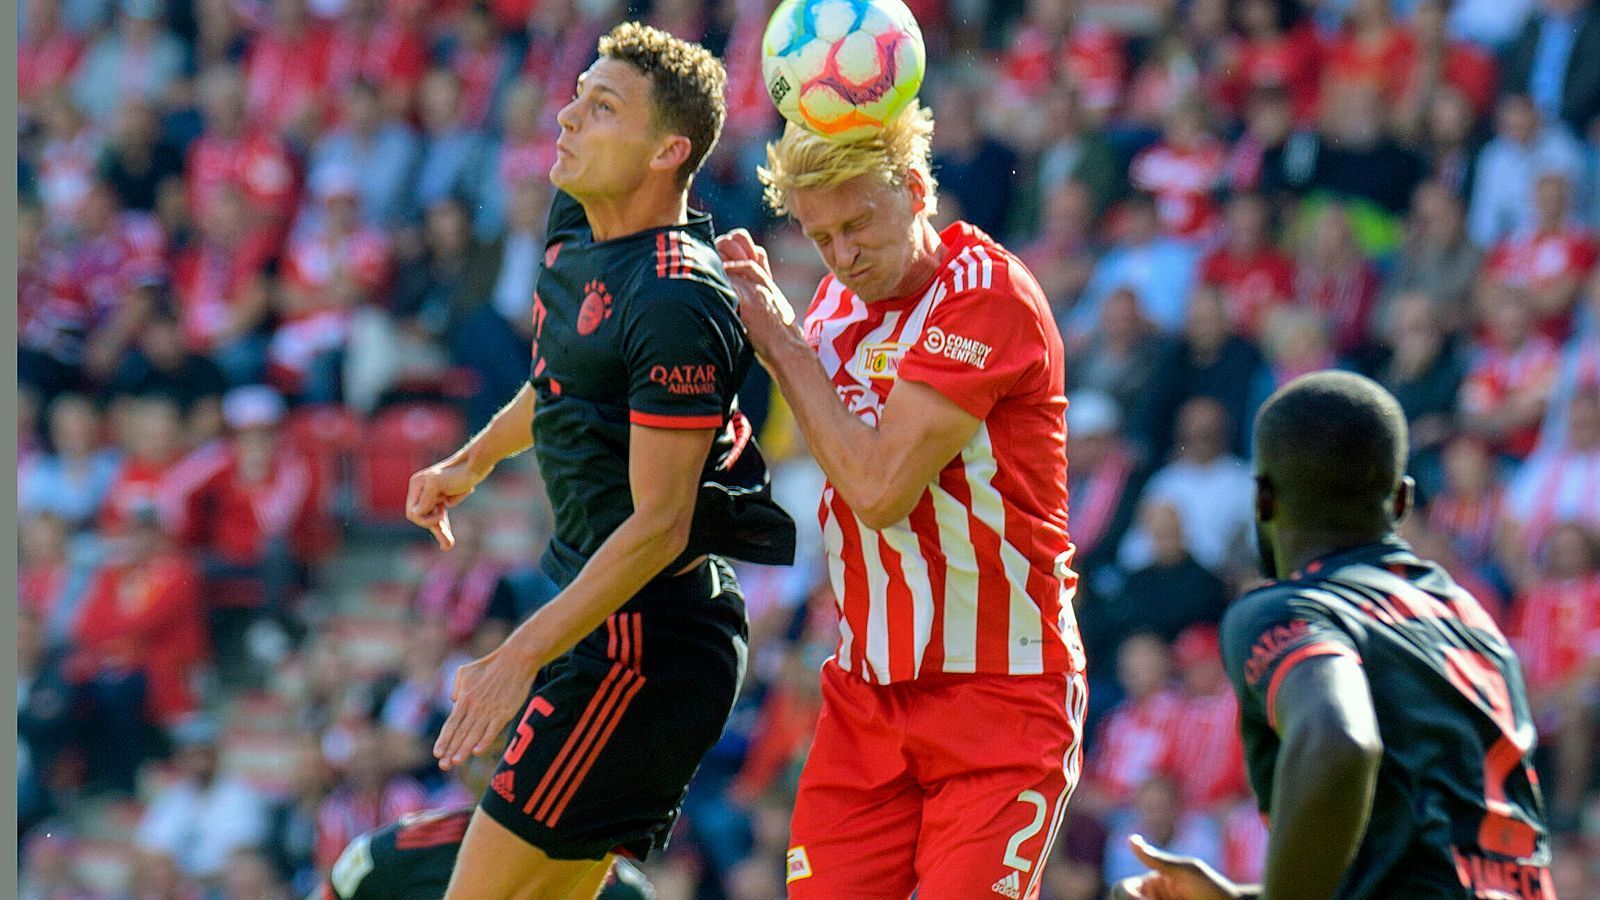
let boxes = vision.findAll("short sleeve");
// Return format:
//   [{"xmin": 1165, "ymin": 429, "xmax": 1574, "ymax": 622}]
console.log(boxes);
[
  {"xmin": 895, "ymin": 288, "xmax": 1048, "ymax": 420},
  {"xmin": 1220, "ymin": 588, "xmax": 1361, "ymax": 731},
  {"xmin": 622, "ymin": 286, "xmax": 736, "ymax": 430}
]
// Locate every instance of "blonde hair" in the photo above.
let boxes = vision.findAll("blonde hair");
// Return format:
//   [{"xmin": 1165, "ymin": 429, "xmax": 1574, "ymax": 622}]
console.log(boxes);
[{"xmin": 759, "ymin": 100, "xmax": 938, "ymax": 217}]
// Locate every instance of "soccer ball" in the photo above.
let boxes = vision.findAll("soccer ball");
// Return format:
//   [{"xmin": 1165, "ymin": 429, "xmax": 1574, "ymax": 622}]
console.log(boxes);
[{"xmin": 762, "ymin": 0, "xmax": 926, "ymax": 143}]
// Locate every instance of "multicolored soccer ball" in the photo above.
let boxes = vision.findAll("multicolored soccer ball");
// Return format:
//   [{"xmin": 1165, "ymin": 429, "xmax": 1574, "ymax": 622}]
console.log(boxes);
[{"xmin": 761, "ymin": 0, "xmax": 926, "ymax": 143}]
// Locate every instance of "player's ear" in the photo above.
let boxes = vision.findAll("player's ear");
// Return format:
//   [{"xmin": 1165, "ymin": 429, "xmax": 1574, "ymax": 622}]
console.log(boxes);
[
  {"xmin": 906, "ymin": 168, "xmax": 928, "ymax": 214},
  {"xmin": 1254, "ymin": 474, "xmax": 1276, "ymax": 524},
  {"xmin": 1392, "ymin": 476, "xmax": 1415, "ymax": 525},
  {"xmin": 651, "ymin": 133, "xmax": 693, "ymax": 179}
]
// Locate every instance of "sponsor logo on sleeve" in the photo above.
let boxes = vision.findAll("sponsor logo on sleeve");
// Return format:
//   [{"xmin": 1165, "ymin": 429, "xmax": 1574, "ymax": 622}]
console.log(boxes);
[
  {"xmin": 649, "ymin": 364, "xmax": 719, "ymax": 396},
  {"xmin": 922, "ymin": 326, "xmax": 993, "ymax": 369},
  {"xmin": 1242, "ymin": 620, "xmax": 1312, "ymax": 687}
]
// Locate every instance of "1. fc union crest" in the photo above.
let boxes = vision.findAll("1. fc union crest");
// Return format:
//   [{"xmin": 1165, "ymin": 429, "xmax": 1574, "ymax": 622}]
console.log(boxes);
[{"xmin": 577, "ymin": 279, "xmax": 613, "ymax": 335}]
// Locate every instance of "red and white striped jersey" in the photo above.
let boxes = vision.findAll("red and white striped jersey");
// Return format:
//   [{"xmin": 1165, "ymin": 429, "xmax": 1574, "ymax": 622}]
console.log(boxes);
[
  {"xmin": 1086, "ymin": 690, "xmax": 1184, "ymax": 803},
  {"xmin": 803, "ymin": 221, "xmax": 1085, "ymax": 684},
  {"xmin": 1160, "ymin": 687, "xmax": 1248, "ymax": 809}
]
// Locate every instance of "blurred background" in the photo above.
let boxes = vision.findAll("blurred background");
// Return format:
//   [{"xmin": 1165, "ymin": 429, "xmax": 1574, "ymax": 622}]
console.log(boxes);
[{"xmin": 15, "ymin": 0, "xmax": 1600, "ymax": 896}]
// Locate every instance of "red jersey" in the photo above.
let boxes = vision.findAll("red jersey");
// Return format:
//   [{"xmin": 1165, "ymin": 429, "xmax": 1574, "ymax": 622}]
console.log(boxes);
[
  {"xmin": 315, "ymin": 780, "xmax": 429, "ymax": 872},
  {"xmin": 71, "ymin": 552, "xmax": 208, "ymax": 723},
  {"xmin": 186, "ymin": 130, "xmax": 298, "ymax": 227},
  {"xmin": 18, "ymin": 28, "xmax": 83, "ymax": 108},
  {"xmin": 1161, "ymin": 687, "xmax": 1248, "ymax": 808},
  {"xmin": 102, "ymin": 459, "xmax": 176, "ymax": 535},
  {"xmin": 245, "ymin": 25, "xmax": 334, "ymax": 135},
  {"xmin": 49, "ymin": 213, "xmax": 167, "ymax": 336},
  {"xmin": 1130, "ymin": 139, "xmax": 1229, "ymax": 241},
  {"xmin": 1461, "ymin": 335, "xmax": 1562, "ymax": 459},
  {"xmin": 325, "ymin": 19, "xmax": 428, "ymax": 97},
  {"xmin": 452, "ymin": 44, "xmax": 504, "ymax": 128},
  {"xmin": 1485, "ymin": 228, "xmax": 1596, "ymax": 336},
  {"xmin": 282, "ymin": 226, "xmax": 389, "ymax": 296},
  {"xmin": 1200, "ymin": 246, "xmax": 1296, "ymax": 337},
  {"xmin": 1086, "ymin": 689, "xmax": 1183, "ymax": 803},
  {"xmin": 1507, "ymin": 574, "xmax": 1600, "ymax": 695},
  {"xmin": 1219, "ymin": 27, "xmax": 1324, "ymax": 123},
  {"xmin": 803, "ymin": 222, "xmax": 1084, "ymax": 683},
  {"xmin": 1325, "ymin": 28, "xmax": 1417, "ymax": 97},
  {"xmin": 166, "ymin": 440, "xmax": 326, "ymax": 566},
  {"xmin": 172, "ymin": 231, "xmax": 276, "ymax": 350},
  {"xmin": 1293, "ymin": 260, "xmax": 1380, "ymax": 355}
]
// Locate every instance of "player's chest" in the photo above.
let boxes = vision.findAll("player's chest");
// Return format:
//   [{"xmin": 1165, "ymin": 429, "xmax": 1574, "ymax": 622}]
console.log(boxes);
[
  {"xmin": 809, "ymin": 301, "xmax": 938, "ymax": 425},
  {"xmin": 530, "ymin": 246, "xmax": 630, "ymax": 396}
]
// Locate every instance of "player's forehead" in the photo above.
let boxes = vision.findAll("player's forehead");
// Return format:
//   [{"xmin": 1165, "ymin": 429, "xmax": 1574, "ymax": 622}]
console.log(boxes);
[
  {"xmin": 791, "ymin": 176, "xmax": 894, "ymax": 234},
  {"xmin": 576, "ymin": 57, "xmax": 651, "ymax": 106}
]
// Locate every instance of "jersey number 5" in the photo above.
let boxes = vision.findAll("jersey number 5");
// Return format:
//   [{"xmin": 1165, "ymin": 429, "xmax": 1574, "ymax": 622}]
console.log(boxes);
[{"xmin": 504, "ymin": 696, "xmax": 555, "ymax": 766}]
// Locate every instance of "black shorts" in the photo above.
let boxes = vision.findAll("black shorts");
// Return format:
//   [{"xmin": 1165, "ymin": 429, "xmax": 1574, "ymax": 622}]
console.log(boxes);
[{"xmin": 479, "ymin": 557, "xmax": 747, "ymax": 861}]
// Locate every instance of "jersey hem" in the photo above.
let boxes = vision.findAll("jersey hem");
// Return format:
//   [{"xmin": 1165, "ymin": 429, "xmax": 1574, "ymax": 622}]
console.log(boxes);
[{"xmin": 629, "ymin": 410, "xmax": 723, "ymax": 429}]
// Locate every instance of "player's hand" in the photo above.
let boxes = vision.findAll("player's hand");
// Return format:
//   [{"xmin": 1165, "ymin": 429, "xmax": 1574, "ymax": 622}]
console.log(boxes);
[
  {"xmin": 1111, "ymin": 835, "xmax": 1242, "ymax": 900},
  {"xmin": 433, "ymin": 647, "xmax": 529, "ymax": 771},
  {"xmin": 405, "ymin": 459, "xmax": 479, "ymax": 550},
  {"xmin": 716, "ymin": 230, "xmax": 801, "ymax": 360}
]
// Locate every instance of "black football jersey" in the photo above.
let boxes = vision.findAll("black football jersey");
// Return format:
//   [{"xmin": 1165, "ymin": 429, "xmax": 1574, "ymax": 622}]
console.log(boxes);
[
  {"xmin": 526, "ymin": 191, "xmax": 794, "ymax": 589},
  {"xmin": 1220, "ymin": 539, "xmax": 1553, "ymax": 899}
]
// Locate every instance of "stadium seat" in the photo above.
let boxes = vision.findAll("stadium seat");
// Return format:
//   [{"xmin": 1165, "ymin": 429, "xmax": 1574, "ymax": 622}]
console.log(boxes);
[{"xmin": 354, "ymin": 404, "xmax": 467, "ymax": 525}]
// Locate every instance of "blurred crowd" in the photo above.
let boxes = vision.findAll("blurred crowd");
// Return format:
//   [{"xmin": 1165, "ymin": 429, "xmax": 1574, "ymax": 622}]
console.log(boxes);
[{"xmin": 16, "ymin": 0, "xmax": 1600, "ymax": 896}]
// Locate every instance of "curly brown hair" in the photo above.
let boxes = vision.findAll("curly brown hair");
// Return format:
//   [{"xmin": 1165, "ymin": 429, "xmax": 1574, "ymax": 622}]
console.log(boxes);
[{"xmin": 597, "ymin": 22, "xmax": 727, "ymax": 186}]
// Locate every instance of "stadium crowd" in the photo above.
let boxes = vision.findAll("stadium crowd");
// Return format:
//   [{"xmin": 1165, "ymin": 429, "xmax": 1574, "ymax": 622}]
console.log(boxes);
[{"xmin": 15, "ymin": 0, "xmax": 1600, "ymax": 896}]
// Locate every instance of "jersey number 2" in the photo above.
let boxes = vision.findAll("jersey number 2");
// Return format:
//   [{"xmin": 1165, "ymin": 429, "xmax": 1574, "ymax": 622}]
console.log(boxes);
[
  {"xmin": 1440, "ymin": 647, "xmax": 1538, "ymax": 858},
  {"xmin": 1002, "ymin": 790, "xmax": 1049, "ymax": 873}
]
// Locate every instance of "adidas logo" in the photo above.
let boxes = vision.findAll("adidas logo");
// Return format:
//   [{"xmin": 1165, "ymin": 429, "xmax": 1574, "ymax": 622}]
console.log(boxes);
[
  {"xmin": 491, "ymin": 770, "xmax": 516, "ymax": 803},
  {"xmin": 991, "ymin": 870, "xmax": 1022, "ymax": 899}
]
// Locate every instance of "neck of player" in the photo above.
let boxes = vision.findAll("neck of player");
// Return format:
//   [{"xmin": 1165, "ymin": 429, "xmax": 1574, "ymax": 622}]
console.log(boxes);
[
  {"xmin": 1271, "ymin": 525, "xmax": 1394, "ymax": 581},
  {"xmin": 579, "ymin": 184, "xmax": 689, "ymax": 243}
]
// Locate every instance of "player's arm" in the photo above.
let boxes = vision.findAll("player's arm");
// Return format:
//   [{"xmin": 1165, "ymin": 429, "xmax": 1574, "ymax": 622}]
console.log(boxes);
[
  {"xmin": 767, "ymin": 348, "xmax": 977, "ymax": 529},
  {"xmin": 432, "ymin": 422, "xmax": 715, "ymax": 769},
  {"xmin": 1254, "ymin": 651, "xmax": 1383, "ymax": 899},
  {"xmin": 406, "ymin": 383, "xmax": 536, "ymax": 549},
  {"xmin": 718, "ymin": 232, "xmax": 983, "ymax": 530}
]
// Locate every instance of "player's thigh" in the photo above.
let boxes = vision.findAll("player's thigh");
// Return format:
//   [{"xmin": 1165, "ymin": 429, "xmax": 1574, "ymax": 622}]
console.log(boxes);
[
  {"xmin": 786, "ymin": 662, "xmax": 921, "ymax": 899},
  {"xmin": 443, "ymin": 807, "xmax": 608, "ymax": 900},
  {"xmin": 911, "ymin": 672, "xmax": 1087, "ymax": 900}
]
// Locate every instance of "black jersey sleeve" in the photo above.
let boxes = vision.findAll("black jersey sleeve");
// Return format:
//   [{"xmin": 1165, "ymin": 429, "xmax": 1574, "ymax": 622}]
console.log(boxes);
[
  {"xmin": 1221, "ymin": 585, "xmax": 1363, "ymax": 732},
  {"xmin": 620, "ymin": 284, "xmax": 739, "ymax": 430}
]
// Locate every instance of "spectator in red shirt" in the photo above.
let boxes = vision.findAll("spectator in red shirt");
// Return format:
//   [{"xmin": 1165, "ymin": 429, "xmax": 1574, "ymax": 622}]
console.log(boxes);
[
  {"xmin": 1200, "ymin": 192, "xmax": 1295, "ymax": 339},
  {"xmin": 325, "ymin": 0, "xmax": 429, "ymax": 121},
  {"xmin": 448, "ymin": 3, "xmax": 514, "ymax": 129},
  {"xmin": 173, "ymin": 186, "xmax": 276, "ymax": 385},
  {"xmin": 18, "ymin": 0, "xmax": 83, "ymax": 121},
  {"xmin": 69, "ymin": 500, "xmax": 208, "ymax": 793},
  {"xmin": 1460, "ymin": 288, "xmax": 1563, "ymax": 460},
  {"xmin": 1292, "ymin": 204, "xmax": 1380, "ymax": 356},
  {"xmin": 1083, "ymin": 633, "xmax": 1183, "ymax": 812},
  {"xmin": 1505, "ymin": 521, "xmax": 1600, "ymax": 829},
  {"xmin": 187, "ymin": 67, "xmax": 299, "ymax": 243},
  {"xmin": 413, "ymin": 511, "xmax": 518, "ymax": 650},
  {"xmin": 1162, "ymin": 625, "xmax": 1247, "ymax": 814},
  {"xmin": 1129, "ymin": 102, "xmax": 1228, "ymax": 243},
  {"xmin": 102, "ymin": 394, "xmax": 186, "ymax": 535},
  {"xmin": 1506, "ymin": 387, "xmax": 1600, "ymax": 556},
  {"xmin": 1394, "ymin": 0, "xmax": 1499, "ymax": 137},
  {"xmin": 1324, "ymin": 0, "xmax": 1417, "ymax": 99},
  {"xmin": 170, "ymin": 385, "xmax": 327, "ymax": 633},
  {"xmin": 244, "ymin": 0, "xmax": 334, "ymax": 143},
  {"xmin": 1428, "ymin": 437, "xmax": 1507, "ymax": 575},
  {"xmin": 314, "ymin": 725, "xmax": 428, "ymax": 873},
  {"xmin": 1216, "ymin": 0, "xmax": 1323, "ymax": 124},
  {"xmin": 1484, "ymin": 171, "xmax": 1596, "ymax": 339},
  {"xmin": 1002, "ymin": 0, "xmax": 1126, "ymax": 115},
  {"xmin": 272, "ymin": 173, "xmax": 390, "ymax": 399}
]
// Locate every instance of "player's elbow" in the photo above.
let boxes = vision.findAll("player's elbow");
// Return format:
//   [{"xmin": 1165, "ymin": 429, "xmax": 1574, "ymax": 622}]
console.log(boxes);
[
  {"xmin": 635, "ymin": 505, "xmax": 695, "ymax": 559},
  {"xmin": 853, "ymin": 491, "xmax": 916, "ymax": 531}
]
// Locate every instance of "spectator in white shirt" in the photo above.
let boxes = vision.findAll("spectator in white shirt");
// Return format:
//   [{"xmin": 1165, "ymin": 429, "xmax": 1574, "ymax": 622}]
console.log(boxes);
[
  {"xmin": 1468, "ymin": 94, "xmax": 1588, "ymax": 247},
  {"xmin": 138, "ymin": 717, "xmax": 269, "ymax": 885},
  {"xmin": 1119, "ymin": 397, "xmax": 1257, "ymax": 573}
]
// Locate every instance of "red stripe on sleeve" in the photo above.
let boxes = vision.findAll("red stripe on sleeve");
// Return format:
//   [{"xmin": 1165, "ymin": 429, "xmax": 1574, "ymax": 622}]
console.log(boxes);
[
  {"xmin": 629, "ymin": 410, "xmax": 723, "ymax": 429},
  {"xmin": 1265, "ymin": 641, "xmax": 1362, "ymax": 729}
]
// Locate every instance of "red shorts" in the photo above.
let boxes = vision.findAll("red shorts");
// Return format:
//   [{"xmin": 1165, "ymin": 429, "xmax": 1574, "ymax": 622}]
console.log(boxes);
[{"xmin": 787, "ymin": 660, "xmax": 1087, "ymax": 900}]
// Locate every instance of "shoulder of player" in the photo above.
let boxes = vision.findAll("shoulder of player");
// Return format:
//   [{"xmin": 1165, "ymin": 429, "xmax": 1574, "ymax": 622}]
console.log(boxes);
[
  {"xmin": 1222, "ymin": 579, "xmax": 1343, "ymax": 647},
  {"xmin": 937, "ymin": 239, "xmax": 1048, "ymax": 314}
]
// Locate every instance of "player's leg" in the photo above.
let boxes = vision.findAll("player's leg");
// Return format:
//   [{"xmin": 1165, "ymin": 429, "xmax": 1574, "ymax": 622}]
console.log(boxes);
[
  {"xmin": 443, "ymin": 809, "xmax": 608, "ymax": 899},
  {"xmin": 564, "ymin": 857, "xmax": 615, "ymax": 899},
  {"xmin": 909, "ymin": 671, "xmax": 1087, "ymax": 900},
  {"xmin": 785, "ymin": 660, "xmax": 922, "ymax": 899}
]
